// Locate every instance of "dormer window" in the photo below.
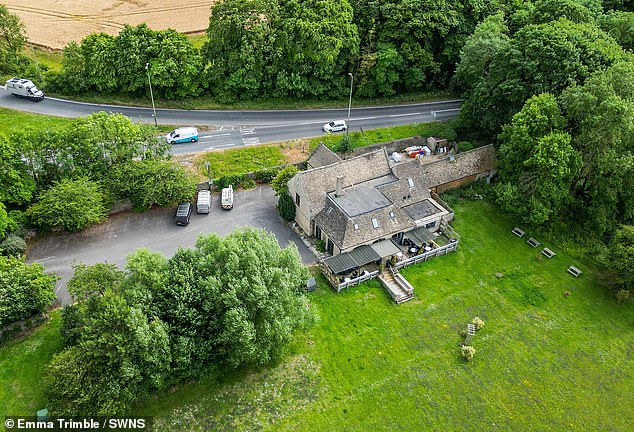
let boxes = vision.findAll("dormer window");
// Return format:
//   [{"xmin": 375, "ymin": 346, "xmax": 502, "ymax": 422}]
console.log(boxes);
[
  {"xmin": 371, "ymin": 218, "xmax": 380, "ymax": 229},
  {"xmin": 407, "ymin": 178, "xmax": 415, "ymax": 188}
]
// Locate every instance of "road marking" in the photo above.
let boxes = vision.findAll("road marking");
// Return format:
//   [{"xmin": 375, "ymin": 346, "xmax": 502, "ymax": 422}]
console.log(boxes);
[
  {"xmin": 243, "ymin": 137, "xmax": 260, "ymax": 145},
  {"xmin": 389, "ymin": 112, "xmax": 421, "ymax": 117},
  {"xmin": 207, "ymin": 143, "xmax": 235, "ymax": 149},
  {"xmin": 199, "ymin": 133, "xmax": 231, "ymax": 140}
]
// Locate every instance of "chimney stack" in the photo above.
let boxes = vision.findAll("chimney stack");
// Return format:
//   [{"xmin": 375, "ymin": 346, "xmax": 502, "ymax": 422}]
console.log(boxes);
[{"xmin": 335, "ymin": 175, "xmax": 344, "ymax": 196}]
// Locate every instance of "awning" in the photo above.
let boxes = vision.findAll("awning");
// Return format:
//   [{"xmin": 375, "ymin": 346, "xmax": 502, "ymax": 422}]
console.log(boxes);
[
  {"xmin": 370, "ymin": 238, "xmax": 401, "ymax": 257},
  {"xmin": 405, "ymin": 226, "xmax": 435, "ymax": 245},
  {"xmin": 324, "ymin": 239, "xmax": 401, "ymax": 274}
]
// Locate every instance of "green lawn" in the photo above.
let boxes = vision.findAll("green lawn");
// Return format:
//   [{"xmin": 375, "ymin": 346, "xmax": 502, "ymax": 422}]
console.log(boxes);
[
  {"xmin": 132, "ymin": 198, "xmax": 634, "ymax": 431},
  {"xmin": 0, "ymin": 108, "xmax": 73, "ymax": 138},
  {"xmin": 193, "ymin": 145, "xmax": 287, "ymax": 179},
  {"xmin": 3, "ymin": 200, "xmax": 633, "ymax": 431},
  {"xmin": 0, "ymin": 311, "xmax": 61, "ymax": 424}
]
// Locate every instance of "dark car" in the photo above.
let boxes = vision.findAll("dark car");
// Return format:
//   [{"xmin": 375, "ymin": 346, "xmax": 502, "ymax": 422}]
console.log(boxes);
[{"xmin": 175, "ymin": 203, "xmax": 193, "ymax": 226}]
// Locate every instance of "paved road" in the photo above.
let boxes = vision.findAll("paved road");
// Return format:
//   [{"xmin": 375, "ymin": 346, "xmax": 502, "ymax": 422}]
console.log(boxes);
[
  {"xmin": 0, "ymin": 87, "xmax": 462, "ymax": 154},
  {"xmin": 27, "ymin": 186, "xmax": 315, "ymax": 305}
]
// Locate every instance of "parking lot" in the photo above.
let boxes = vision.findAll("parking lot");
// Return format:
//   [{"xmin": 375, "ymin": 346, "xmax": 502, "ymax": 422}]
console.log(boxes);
[{"xmin": 27, "ymin": 186, "xmax": 315, "ymax": 304}]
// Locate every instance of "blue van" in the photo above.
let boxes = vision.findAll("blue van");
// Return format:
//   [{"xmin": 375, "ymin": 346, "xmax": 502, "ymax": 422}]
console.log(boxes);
[{"xmin": 166, "ymin": 127, "xmax": 198, "ymax": 144}]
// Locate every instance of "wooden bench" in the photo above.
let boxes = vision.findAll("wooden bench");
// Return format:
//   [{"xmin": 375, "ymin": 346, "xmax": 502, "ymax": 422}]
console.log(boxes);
[
  {"xmin": 567, "ymin": 266, "xmax": 582, "ymax": 277},
  {"xmin": 541, "ymin": 248, "xmax": 556, "ymax": 259},
  {"xmin": 512, "ymin": 227, "xmax": 525, "ymax": 237},
  {"xmin": 527, "ymin": 237, "xmax": 541, "ymax": 248}
]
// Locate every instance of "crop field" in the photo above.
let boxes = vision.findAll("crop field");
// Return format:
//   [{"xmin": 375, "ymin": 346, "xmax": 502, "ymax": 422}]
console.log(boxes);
[{"xmin": 5, "ymin": 1, "xmax": 213, "ymax": 50}]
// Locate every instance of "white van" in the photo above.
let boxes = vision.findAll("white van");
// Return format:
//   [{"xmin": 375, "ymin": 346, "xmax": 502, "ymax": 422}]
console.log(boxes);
[
  {"xmin": 196, "ymin": 190, "xmax": 211, "ymax": 214},
  {"xmin": 221, "ymin": 185, "xmax": 234, "ymax": 210},
  {"xmin": 166, "ymin": 126, "xmax": 198, "ymax": 144}
]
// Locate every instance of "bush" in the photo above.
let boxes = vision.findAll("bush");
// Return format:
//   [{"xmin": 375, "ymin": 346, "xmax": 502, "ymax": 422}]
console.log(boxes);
[
  {"xmin": 461, "ymin": 345, "xmax": 476, "ymax": 360},
  {"xmin": 472, "ymin": 316, "xmax": 485, "ymax": 330},
  {"xmin": 336, "ymin": 134, "xmax": 353, "ymax": 153},
  {"xmin": 1, "ymin": 233, "xmax": 27, "ymax": 257},
  {"xmin": 616, "ymin": 289, "xmax": 631, "ymax": 304},
  {"xmin": 0, "ymin": 256, "xmax": 57, "ymax": 326},
  {"xmin": 278, "ymin": 193, "xmax": 296, "ymax": 222},
  {"xmin": 214, "ymin": 174, "xmax": 255, "ymax": 190},
  {"xmin": 254, "ymin": 168, "xmax": 281, "ymax": 184},
  {"xmin": 316, "ymin": 240, "xmax": 326, "ymax": 253},
  {"xmin": 27, "ymin": 177, "xmax": 108, "ymax": 232}
]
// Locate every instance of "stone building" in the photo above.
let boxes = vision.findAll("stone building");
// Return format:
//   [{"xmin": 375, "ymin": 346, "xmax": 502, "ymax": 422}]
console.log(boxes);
[{"xmin": 288, "ymin": 143, "xmax": 496, "ymax": 261}]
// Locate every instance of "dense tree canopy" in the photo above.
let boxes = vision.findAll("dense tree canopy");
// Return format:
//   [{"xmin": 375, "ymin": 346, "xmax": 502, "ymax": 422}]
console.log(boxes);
[
  {"xmin": 0, "ymin": 256, "xmax": 57, "ymax": 326},
  {"xmin": 54, "ymin": 24, "xmax": 203, "ymax": 98},
  {"xmin": 46, "ymin": 229, "xmax": 314, "ymax": 414},
  {"xmin": 495, "ymin": 94, "xmax": 581, "ymax": 224},
  {"xmin": 458, "ymin": 14, "xmax": 629, "ymax": 142},
  {"xmin": 0, "ymin": 5, "xmax": 27, "ymax": 74}
]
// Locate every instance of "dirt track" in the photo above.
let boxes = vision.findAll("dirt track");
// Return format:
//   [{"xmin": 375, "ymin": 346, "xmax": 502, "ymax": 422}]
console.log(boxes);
[{"xmin": 5, "ymin": 1, "xmax": 212, "ymax": 50}]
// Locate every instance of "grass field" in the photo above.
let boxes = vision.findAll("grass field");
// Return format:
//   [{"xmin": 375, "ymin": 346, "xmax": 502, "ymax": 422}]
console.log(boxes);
[
  {"xmin": 0, "ymin": 108, "xmax": 73, "ymax": 138},
  {"xmin": 133, "ymin": 198, "xmax": 633, "ymax": 431},
  {"xmin": 0, "ymin": 311, "xmax": 61, "ymax": 425},
  {"xmin": 3, "ymin": 199, "xmax": 633, "ymax": 431},
  {"xmin": 193, "ymin": 145, "xmax": 287, "ymax": 179}
]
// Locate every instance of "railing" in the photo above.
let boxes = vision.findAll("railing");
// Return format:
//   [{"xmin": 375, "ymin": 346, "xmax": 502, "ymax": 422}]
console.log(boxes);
[
  {"xmin": 393, "ymin": 241, "xmax": 458, "ymax": 270},
  {"xmin": 337, "ymin": 270, "xmax": 380, "ymax": 292}
]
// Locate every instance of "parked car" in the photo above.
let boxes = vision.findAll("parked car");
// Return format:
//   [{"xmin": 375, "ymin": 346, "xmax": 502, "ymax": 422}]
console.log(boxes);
[
  {"xmin": 196, "ymin": 190, "xmax": 211, "ymax": 214},
  {"xmin": 323, "ymin": 120, "xmax": 348, "ymax": 132},
  {"xmin": 166, "ymin": 126, "xmax": 198, "ymax": 144},
  {"xmin": 175, "ymin": 202, "xmax": 193, "ymax": 225}
]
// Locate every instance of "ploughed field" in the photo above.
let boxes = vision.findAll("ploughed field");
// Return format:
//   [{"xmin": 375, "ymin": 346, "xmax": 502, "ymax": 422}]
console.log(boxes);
[{"xmin": 5, "ymin": 0, "xmax": 212, "ymax": 50}]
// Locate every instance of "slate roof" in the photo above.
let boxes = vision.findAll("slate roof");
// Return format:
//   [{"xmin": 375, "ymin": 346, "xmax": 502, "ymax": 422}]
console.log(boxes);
[
  {"xmin": 288, "ymin": 147, "xmax": 392, "ymax": 221},
  {"xmin": 306, "ymin": 143, "xmax": 341, "ymax": 169}
]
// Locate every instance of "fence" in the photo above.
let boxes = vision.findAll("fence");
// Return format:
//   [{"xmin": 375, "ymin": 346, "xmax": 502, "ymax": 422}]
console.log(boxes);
[
  {"xmin": 337, "ymin": 270, "xmax": 380, "ymax": 292},
  {"xmin": 393, "ymin": 241, "xmax": 459, "ymax": 270}
]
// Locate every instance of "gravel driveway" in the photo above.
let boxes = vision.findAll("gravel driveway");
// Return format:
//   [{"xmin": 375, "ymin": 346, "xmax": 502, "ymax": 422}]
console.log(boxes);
[{"xmin": 27, "ymin": 186, "xmax": 315, "ymax": 305}]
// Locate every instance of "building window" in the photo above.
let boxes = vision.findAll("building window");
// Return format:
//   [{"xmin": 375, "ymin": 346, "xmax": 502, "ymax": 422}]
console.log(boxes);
[
  {"xmin": 354, "ymin": 223, "xmax": 359, "ymax": 230},
  {"xmin": 372, "ymin": 218, "xmax": 380, "ymax": 229},
  {"xmin": 407, "ymin": 178, "xmax": 415, "ymax": 188},
  {"xmin": 327, "ymin": 206, "xmax": 333, "ymax": 214},
  {"xmin": 315, "ymin": 225, "xmax": 322, "ymax": 240},
  {"xmin": 327, "ymin": 239, "xmax": 334, "ymax": 254},
  {"xmin": 389, "ymin": 211, "xmax": 395, "ymax": 218},
  {"xmin": 295, "ymin": 193, "xmax": 301, "ymax": 206},
  {"xmin": 425, "ymin": 221, "xmax": 436, "ymax": 229}
]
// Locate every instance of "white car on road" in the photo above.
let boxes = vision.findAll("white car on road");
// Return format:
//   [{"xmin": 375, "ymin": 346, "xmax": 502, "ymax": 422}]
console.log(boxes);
[{"xmin": 323, "ymin": 120, "xmax": 348, "ymax": 132}]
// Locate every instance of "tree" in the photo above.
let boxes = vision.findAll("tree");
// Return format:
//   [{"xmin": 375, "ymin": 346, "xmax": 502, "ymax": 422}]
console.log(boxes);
[
  {"xmin": 0, "ymin": 202, "xmax": 7, "ymax": 239},
  {"xmin": 27, "ymin": 177, "xmax": 108, "ymax": 232},
  {"xmin": 454, "ymin": 13, "xmax": 510, "ymax": 95},
  {"xmin": 271, "ymin": 165, "xmax": 299, "ymax": 196},
  {"xmin": 109, "ymin": 159, "xmax": 197, "ymax": 211},
  {"xmin": 560, "ymin": 62, "xmax": 634, "ymax": 233},
  {"xmin": 277, "ymin": 192, "xmax": 296, "ymax": 221},
  {"xmin": 0, "ymin": 256, "xmax": 57, "ymax": 326},
  {"xmin": 0, "ymin": 5, "xmax": 27, "ymax": 73},
  {"xmin": 195, "ymin": 228, "xmax": 314, "ymax": 368},
  {"xmin": 495, "ymin": 94, "xmax": 581, "ymax": 225},
  {"xmin": 0, "ymin": 138, "xmax": 36, "ymax": 205},
  {"xmin": 459, "ymin": 18, "xmax": 627, "ymax": 142},
  {"xmin": 47, "ymin": 289, "xmax": 171, "ymax": 416},
  {"xmin": 609, "ymin": 225, "xmax": 634, "ymax": 291},
  {"xmin": 598, "ymin": 10, "xmax": 634, "ymax": 51}
]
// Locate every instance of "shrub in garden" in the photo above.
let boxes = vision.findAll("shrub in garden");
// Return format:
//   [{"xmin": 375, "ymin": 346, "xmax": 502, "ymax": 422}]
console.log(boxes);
[
  {"xmin": 461, "ymin": 345, "xmax": 476, "ymax": 360},
  {"xmin": 278, "ymin": 193, "xmax": 296, "ymax": 222},
  {"xmin": 1, "ymin": 233, "xmax": 27, "ymax": 257},
  {"xmin": 472, "ymin": 316, "xmax": 485, "ymax": 330}
]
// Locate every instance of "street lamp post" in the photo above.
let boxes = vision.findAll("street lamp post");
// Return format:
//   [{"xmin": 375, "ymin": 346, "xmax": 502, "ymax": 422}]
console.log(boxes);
[
  {"xmin": 145, "ymin": 62, "xmax": 158, "ymax": 127},
  {"xmin": 346, "ymin": 73, "xmax": 354, "ymax": 135}
]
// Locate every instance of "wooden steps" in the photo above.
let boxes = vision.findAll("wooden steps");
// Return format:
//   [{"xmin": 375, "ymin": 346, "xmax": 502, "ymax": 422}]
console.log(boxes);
[{"xmin": 379, "ymin": 268, "xmax": 414, "ymax": 304}]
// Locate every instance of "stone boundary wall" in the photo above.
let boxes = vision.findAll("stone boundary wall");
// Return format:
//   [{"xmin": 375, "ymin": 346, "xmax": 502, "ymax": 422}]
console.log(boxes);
[{"xmin": 0, "ymin": 313, "xmax": 49, "ymax": 345}]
